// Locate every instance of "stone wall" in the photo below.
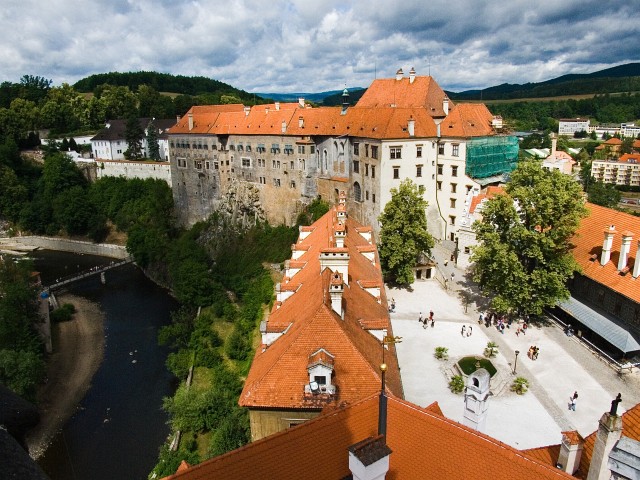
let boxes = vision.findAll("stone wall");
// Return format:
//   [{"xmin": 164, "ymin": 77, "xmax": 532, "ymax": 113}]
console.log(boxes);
[
  {"xmin": 96, "ymin": 160, "xmax": 172, "ymax": 185},
  {"xmin": 2, "ymin": 236, "xmax": 129, "ymax": 259}
]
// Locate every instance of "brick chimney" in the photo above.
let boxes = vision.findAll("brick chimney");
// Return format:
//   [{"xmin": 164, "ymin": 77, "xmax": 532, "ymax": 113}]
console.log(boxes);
[
  {"xmin": 633, "ymin": 240, "xmax": 640, "ymax": 278},
  {"xmin": 557, "ymin": 431, "xmax": 584, "ymax": 475},
  {"xmin": 409, "ymin": 67, "xmax": 416, "ymax": 84},
  {"xmin": 618, "ymin": 231, "xmax": 633, "ymax": 271},
  {"xmin": 395, "ymin": 68, "xmax": 403, "ymax": 81},
  {"xmin": 329, "ymin": 271, "xmax": 344, "ymax": 318},
  {"xmin": 443, "ymin": 96, "xmax": 449, "ymax": 115},
  {"xmin": 348, "ymin": 436, "xmax": 392, "ymax": 480},
  {"xmin": 601, "ymin": 225, "xmax": 616, "ymax": 266}
]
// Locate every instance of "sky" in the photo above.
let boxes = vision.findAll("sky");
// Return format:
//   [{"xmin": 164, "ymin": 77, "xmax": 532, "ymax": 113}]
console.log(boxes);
[{"xmin": 1, "ymin": 0, "xmax": 638, "ymax": 95}]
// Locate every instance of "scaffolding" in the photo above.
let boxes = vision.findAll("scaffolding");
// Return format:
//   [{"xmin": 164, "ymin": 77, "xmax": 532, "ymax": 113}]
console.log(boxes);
[{"xmin": 465, "ymin": 136, "xmax": 519, "ymax": 180}]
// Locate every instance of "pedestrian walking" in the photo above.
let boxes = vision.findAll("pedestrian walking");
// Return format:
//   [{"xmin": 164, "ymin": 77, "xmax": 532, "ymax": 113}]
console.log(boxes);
[
  {"xmin": 418, "ymin": 312, "xmax": 423, "ymax": 324},
  {"xmin": 461, "ymin": 325, "xmax": 466, "ymax": 336},
  {"xmin": 569, "ymin": 391, "xmax": 578, "ymax": 411},
  {"xmin": 430, "ymin": 318, "xmax": 435, "ymax": 328},
  {"xmin": 429, "ymin": 310, "xmax": 434, "ymax": 320},
  {"xmin": 478, "ymin": 312, "xmax": 484, "ymax": 325},
  {"xmin": 467, "ymin": 326, "xmax": 473, "ymax": 336}
]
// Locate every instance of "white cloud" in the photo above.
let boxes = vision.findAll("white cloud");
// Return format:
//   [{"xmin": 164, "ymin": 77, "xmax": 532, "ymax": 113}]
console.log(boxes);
[{"xmin": 0, "ymin": 0, "xmax": 637, "ymax": 94}]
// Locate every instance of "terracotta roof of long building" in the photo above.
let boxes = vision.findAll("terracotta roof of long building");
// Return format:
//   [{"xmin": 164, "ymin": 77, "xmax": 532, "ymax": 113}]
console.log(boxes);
[
  {"xmin": 164, "ymin": 394, "xmax": 574, "ymax": 480},
  {"xmin": 239, "ymin": 204, "xmax": 403, "ymax": 410}
]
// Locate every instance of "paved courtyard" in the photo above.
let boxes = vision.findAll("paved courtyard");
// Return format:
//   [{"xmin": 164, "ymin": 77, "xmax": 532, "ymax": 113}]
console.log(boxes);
[{"xmin": 387, "ymin": 279, "xmax": 640, "ymax": 450}]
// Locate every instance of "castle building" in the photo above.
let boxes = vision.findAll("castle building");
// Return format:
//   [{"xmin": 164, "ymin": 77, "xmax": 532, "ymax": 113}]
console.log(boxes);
[
  {"xmin": 239, "ymin": 192, "xmax": 403, "ymax": 441},
  {"xmin": 167, "ymin": 69, "xmax": 518, "ymax": 250}
]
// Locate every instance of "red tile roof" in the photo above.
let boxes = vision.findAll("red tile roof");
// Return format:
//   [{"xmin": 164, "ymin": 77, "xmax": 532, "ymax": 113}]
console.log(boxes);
[
  {"xmin": 439, "ymin": 103, "xmax": 496, "ymax": 137},
  {"xmin": 165, "ymin": 394, "xmax": 573, "ymax": 480},
  {"xmin": 239, "ymin": 205, "xmax": 402, "ymax": 410},
  {"xmin": 571, "ymin": 203, "xmax": 640, "ymax": 303}
]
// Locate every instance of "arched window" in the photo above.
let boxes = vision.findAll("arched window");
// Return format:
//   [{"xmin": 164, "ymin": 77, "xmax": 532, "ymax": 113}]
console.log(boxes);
[
  {"xmin": 323, "ymin": 150, "xmax": 328, "ymax": 171},
  {"xmin": 353, "ymin": 182, "xmax": 362, "ymax": 202}
]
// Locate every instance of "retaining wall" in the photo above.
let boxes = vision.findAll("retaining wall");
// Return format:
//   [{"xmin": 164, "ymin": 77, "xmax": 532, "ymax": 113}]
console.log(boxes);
[{"xmin": 1, "ymin": 236, "xmax": 129, "ymax": 259}]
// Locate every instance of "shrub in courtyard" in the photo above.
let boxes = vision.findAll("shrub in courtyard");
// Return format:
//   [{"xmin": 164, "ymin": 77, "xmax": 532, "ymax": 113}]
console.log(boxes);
[
  {"xmin": 484, "ymin": 341, "xmax": 498, "ymax": 358},
  {"xmin": 511, "ymin": 377, "xmax": 530, "ymax": 395},
  {"xmin": 434, "ymin": 346, "xmax": 449, "ymax": 360},
  {"xmin": 449, "ymin": 375, "xmax": 465, "ymax": 394}
]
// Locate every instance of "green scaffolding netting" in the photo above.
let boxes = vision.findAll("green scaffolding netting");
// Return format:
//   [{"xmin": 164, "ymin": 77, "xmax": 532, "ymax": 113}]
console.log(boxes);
[{"xmin": 465, "ymin": 136, "xmax": 519, "ymax": 179}]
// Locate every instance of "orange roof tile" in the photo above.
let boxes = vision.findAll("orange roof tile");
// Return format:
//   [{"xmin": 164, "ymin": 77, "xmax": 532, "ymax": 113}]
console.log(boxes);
[
  {"xmin": 167, "ymin": 394, "xmax": 573, "ymax": 480},
  {"xmin": 440, "ymin": 103, "xmax": 496, "ymax": 137},
  {"xmin": 571, "ymin": 203, "xmax": 640, "ymax": 304},
  {"xmin": 239, "ymin": 206, "xmax": 402, "ymax": 411}
]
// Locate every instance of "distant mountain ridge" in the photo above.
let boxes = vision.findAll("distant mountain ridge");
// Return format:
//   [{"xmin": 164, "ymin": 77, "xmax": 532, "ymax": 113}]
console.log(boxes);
[
  {"xmin": 254, "ymin": 88, "xmax": 366, "ymax": 104},
  {"xmin": 447, "ymin": 62, "xmax": 640, "ymax": 101}
]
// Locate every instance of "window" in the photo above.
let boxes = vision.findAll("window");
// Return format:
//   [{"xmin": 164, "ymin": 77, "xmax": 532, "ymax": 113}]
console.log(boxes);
[
  {"xmin": 371, "ymin": 166, "xmax": 375, "ymax": 178},
  {"xmin": 437, "ymin": 181, "xmax": 442, "ymax": 190},
  {"xmin": 205, "ymin": 161, "xmax": 210, "ymax": 169},
  {"xmin": 353, "ymin": 160, "xmax": 360, "ymax": 173},
  {"xmin": 393, "ymin": 167, "xmax": 400, "ymax": 179},
  {"xmin": 353, "ymin": 182, "xmax": 362, "ymax": 202},
  {"xmin": 452, "ymin": 165, "xmax": 458, "ymax": 177},
  {"xmin": 214, "ymin": 162, "xmax": 219, "ymax": 170},
  {"xmin": 372, "ymin": 193, "xmax": 376, "ymax": 203},
  {"xmin": 246, "ymin": 144, "xmax": 252, "ymax": 152},
  {"xmin": 314, "ymin": 375, "xmax": 327, "ymax": 385},
  {"xmin": 366, "ymin": 190, "xmax": 369, "ymax": 200},
  {"xmin": 271, "ymin": 143, "xmax": 280, "ymax": 153},
  {"xmin": 273, "ymin": 178, "xmax": 281, "ymax": 187},
  {"xmin": 310, "ymin": 145, "xmax": 315, "ymax": 154},
  {"xmin": 450, "ymin": 198, "xmax": 456, "ymax": 208},
  {"xmin": 417, "ymin": 145, "xmax": 423, "ymax": 158},
  {"xmin": 291, "ymin": 180, "xmax": 296, "ymax": 189},
  {"xmin": 437, "ymin": 164, "xmax": 443, "ymax": 175},
  {"xmin": 354, "ymin": 142, "xmax": 359, "ymax": 155},
  {"xmin": 229, "ymin": 144, "xmax": 235, "ymax": 151},
  {"xmin": 451, "ymin": 183, "xmax": 457, "ymax": 193},
  {"xmin": 365, "ymin": 144, "xmax": 369, "ymax": 157},
  {"xmin": 365, "ymin": 164, "xmax": 369, "ymax": 176},
  {"xmin": 284, "ymin": 144, "xmax": 293, "ymax": 154},
  {"xmin": 195, "ymin": 160, "xmax": 202, "ymax": 170},
  {"xmin": 438, "ymin": 144, "xmax": 444, "ymax": 155},
  {"xmin": 464, "ymin": 246, "xmax": 471, "ymax": 254},
  {"xmin": 390, "ymin": 147, "xmax": 402, "ymax": 159},
  {"xmin": 449, "ymin": 216, "xmax": 456, "ymax": 226},
  {"xmin": 272, "ymin": 160, "xmax": 276, "ymax": 169},
  {"xmin": 257, "ymin": 143, "xmax": 266, "ymax": 153},
  {"xmin": 298, "ymin": 145, "xmax": 305, "ymax": 154},
  {"xmin": 371, "ymin": 145, "xmax": 378, "ymax": 159},
  {"xmin": 416, "ymin": 165, "xmax": 423, "ymax": 177},
  {"xmin": 466, "ymin": 185, "xmax": 473, "ymax": 193},
  {"xmin": 290, "ymin": 161, "xmax": 295, "ymax": 170},
  {"xmin": 237, "ymin": 144, "xmax": 243, "ymax": 151},
  {"xmin": 177, "ymin": 158, "xmax": 187, "ymax": 168},
  {"xmin": 452, "ymin": 144, "xmax": 459, "ymax": 157},
  {"xmin": 241, "ymin": 157, "xmax": 251, "ymax": 168}
]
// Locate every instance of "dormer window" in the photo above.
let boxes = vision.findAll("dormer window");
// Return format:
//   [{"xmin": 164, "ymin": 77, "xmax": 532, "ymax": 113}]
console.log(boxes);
[{"xmin": 305, "ymin": 348, "xmax": 336, "ymax": 395}]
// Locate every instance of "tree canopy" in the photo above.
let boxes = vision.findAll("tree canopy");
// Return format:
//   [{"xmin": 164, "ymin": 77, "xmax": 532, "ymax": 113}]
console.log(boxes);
[
  {"xmin": 471, "ymin": 159, "xmax": 587, "ymax": 317},
  {"xmin": 378, "ymin": 179, "xmax": 434, "ymax": 285}
]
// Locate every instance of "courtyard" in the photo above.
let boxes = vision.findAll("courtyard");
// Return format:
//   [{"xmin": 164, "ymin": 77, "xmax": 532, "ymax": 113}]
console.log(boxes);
[{"xmin": 387, "ymin": 278, "xmax": 640, "ymax": 450}]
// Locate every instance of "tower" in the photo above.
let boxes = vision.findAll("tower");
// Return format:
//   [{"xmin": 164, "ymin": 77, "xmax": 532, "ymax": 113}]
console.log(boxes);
[{"xmin": 462, "ymin": 368, "xmax": 491, "ymax": 432}]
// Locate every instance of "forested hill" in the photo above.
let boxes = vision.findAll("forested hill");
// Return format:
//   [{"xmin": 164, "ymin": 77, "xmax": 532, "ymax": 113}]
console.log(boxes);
[
  {"xmin": 448, "ymin": 62, "xmax": 640, "ymax": 101},
  {"xmin": 73, "ymin": 71, "xmax": 262, "ymax": 101}
]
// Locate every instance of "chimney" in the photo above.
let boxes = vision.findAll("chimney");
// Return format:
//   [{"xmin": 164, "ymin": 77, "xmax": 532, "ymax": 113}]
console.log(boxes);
[
  {"xmin": 348, "ymin": 436, "xmax": 392, "ymax": 480},
  {"xmin": 551, "ymin": 133, "xmax": 557, "ymax": 157},
  {"xmin": 275, "ymin": 101, "xmax": 280, "ymax": 111},
  {"xmin": 265, "ymin": 107, "xmax": 270, "ymax": 114},
  {"xmin": 298, "ymin": 116, "xmax": 304, "ymax": 128},
  {"xmin": 244, "ymin": 106, "xmax": 250, "ymax": 116},
  {"xmin": 187, "ymin": 113, "xmax": 193, "ymax": 131},
  {"xmin": 633, "ymin": 240, "xmax": 640, "ymax": 278},
  {"xmin": 409, "ymin": 67, "xmax": 416, "ymax": 84},
  {"xmin": 335, "ymin": 221, "xmax": 346, "ymax": 248},
  {"xmin": 298, "ymin": 97, "xmax": 305, "ymax": 108},
  {"xmin": 557, "ymin": 431, "xmax": 584, "ymax": 475},
  {"xmin": 395, "ymin": 68, "xmax": 404, "ymax": 81},
  {"xmin": 281, "ymin": 120, "xmax": 287, "ymax": 134},
  {"xmin": 586, "ymin": 396, "xmax": 623, "ymax": 480},
  {"xmin": 329, "ymin": 271, "xmax": 344, "ymax": 317},
  {"xmin": 408, "ymin": 117, "xmax": 415, "ymax": 137},
  {"xmin": 601, "ymin": 226, "xmax": 616, "ymax": 266},
  {"xmin": 437, "ymin": 123, "xmax": 441, "ymax": 138},
  {"xmin": 618, "ymin": 231, "xmax": 633, "ymax": 271},
  {"xmin": 176, "ymin": 115, "xmax": 181, "ymax": 124},
  {"xmin": 443, "ymin": 96, "xmax": 449, "ymax": 115}
]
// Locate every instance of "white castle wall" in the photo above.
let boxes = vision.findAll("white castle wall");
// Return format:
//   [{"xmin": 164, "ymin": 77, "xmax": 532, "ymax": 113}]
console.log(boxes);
[{"xmin": 96, "ymin": 160, "xmax": 172, "ymax": 185}]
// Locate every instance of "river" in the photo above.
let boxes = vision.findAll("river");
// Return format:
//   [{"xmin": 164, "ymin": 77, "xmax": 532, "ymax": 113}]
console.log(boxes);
[{"xmin": 30, "ymin": 250, "xmax": 178, "ymax": 480}]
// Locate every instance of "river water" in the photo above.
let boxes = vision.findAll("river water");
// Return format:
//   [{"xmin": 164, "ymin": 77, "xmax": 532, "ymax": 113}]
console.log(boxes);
[{"xmin": 30, "ymin": 250, "xmax": 178, "ymax": 480}]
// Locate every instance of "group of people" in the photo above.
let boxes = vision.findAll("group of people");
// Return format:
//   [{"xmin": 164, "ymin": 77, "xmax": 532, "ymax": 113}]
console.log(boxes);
[
  {"xmin": 527, "ymin": 345, "xmax": 540, "ymax": 360},
  {"xmin": 461, "ymin": 325, "xmax": 473, "ymax": 337},
  {"xmin": 418, "ymin": 310, "xmax": 435, "ymax": 329}
]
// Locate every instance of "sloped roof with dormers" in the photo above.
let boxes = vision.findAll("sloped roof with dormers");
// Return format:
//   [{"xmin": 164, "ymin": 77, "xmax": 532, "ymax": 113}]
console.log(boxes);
[
  {"xmin": 239, "ymin": 204, "xmax": 402, "ymax": 410},
  {"xmin": 164, "ymin": 394, "xmax": 573, "ymax": 480}
]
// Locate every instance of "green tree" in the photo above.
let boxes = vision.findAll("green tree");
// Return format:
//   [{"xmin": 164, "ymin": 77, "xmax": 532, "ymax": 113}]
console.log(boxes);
[
  {"xmin": 146, "ymin": 119, "xmax": 161, "ymax": 161},
  {"xmin": 124, "ymin": 115, "xmax": 144, "ymax": 159},
  {"xmin": 378, "ymin": 179, "xmax": 434, "ymax": 285},
  {"xmin": 587, "ymin": 180, "xmax": 621, "ymax": 208},
  {"xmin": 471, "ymin": 159, "xmax": 587, "ymax": 317}
]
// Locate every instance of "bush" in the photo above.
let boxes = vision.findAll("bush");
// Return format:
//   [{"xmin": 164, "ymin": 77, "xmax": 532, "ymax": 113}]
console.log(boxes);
[
  {"xmin": 449, "ymin": 375, "xmax": 465, "ymax": 394},
  {"xmin": 166, "ymin": 350, "xmax": 193, "ymax": 379},
  {"xmin": 225, "ymin": 327, "xmax": 251, "ymax": 361},
  {"xmin": 50, "ymin": 303, "xmax": 76, "ymax": 322},
  {"xmin": 511, "ymin": 377, "xmax": 530, "ymax": 395},
  {"xmin": 484, "ymin": 341, "xmax": 498, "ymax": 358},
  {"xmin": 434, "ymin": 346, "xmax": 449, "ymax": 360},
  {"xmin": 195, "ymin": 348, "xmax": 222, "ymax": 368}
]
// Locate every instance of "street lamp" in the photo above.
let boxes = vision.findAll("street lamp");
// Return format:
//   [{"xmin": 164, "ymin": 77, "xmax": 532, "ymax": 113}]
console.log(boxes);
[{"xmin": 513, "ymin": 350, "xmax": 520, "ymax": 375}]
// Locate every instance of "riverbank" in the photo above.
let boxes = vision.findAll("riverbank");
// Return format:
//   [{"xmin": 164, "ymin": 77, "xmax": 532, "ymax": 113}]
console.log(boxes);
[{"xmin": 26, "ymin": 294, "xmax": 105, "ymax": 459}]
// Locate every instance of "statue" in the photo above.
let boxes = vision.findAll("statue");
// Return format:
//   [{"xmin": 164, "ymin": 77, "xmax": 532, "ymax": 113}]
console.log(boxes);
[{"xmin": 609, "ymin": 393, "xmax": 622, "ymax": 416}]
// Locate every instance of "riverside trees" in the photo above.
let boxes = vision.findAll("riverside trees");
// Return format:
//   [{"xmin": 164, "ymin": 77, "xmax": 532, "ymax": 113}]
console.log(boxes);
[
  {"xmin": 378, "ymin": 179, "xmax": 434, "ymax": 285},
  {"xmin": 471, "ymin": 159, "xmax": 587, "ymax": 317}
]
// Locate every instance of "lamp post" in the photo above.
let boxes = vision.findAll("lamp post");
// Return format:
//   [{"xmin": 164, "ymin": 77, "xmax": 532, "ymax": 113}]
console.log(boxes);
[{"xmin": 513, "ymin": 350, "xmax": 520, "ymax": 375}]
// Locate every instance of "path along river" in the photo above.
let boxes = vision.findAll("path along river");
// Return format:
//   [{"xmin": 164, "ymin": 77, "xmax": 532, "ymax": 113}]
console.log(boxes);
[{"xmin": 28, "ymin": 250, "xmax": 178, "ymax": 480}]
